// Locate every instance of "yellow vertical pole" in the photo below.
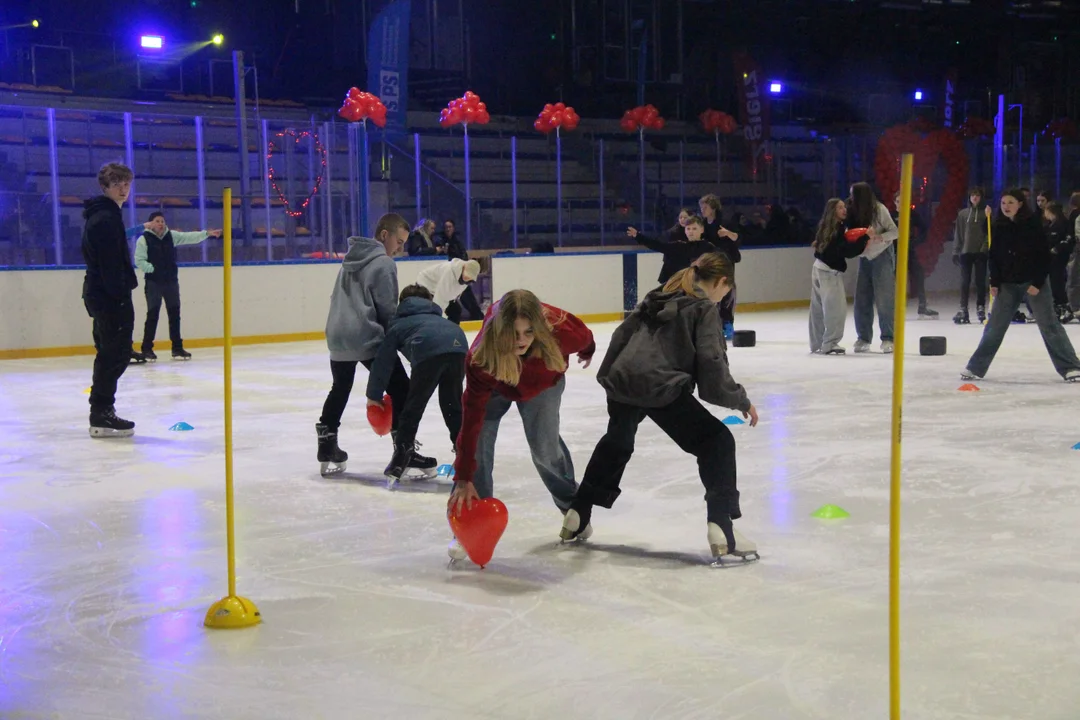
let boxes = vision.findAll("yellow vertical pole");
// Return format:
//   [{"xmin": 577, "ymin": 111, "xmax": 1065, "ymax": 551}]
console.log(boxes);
[
  {"xmin": 890, "ymin": 154, "xmax": 914, "ymax": 718},
  {"xmin": 205, "ymin": 187, "xmax": 261, "ymax": 629}
]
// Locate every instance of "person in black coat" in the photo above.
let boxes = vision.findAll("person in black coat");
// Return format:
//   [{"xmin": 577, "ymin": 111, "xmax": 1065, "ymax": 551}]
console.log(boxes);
[
  {"xmin": 406, "ymin": 218, "xmax": 438, "ymax": 256},
  {"xmin": 962, "ymin": 188, "xmax": 1080, "ymax": 383},
  {"xmin": 1043, "ymin": 201, "xmax": 1075, "ymax": 323},
  {"xmin": 892, "ymin": 192, "xmax": 936, "ymax": 318},
  {"xmin": 81, "ymin": 162, "xmax": 138, "ymax": 437},
  {"xmin": 628, "ymin": 215, "xmax": 715, "ymax": 284},
  {"xmin": 434, "ymin": 219, "xmax": 468, "ymax": 261}
]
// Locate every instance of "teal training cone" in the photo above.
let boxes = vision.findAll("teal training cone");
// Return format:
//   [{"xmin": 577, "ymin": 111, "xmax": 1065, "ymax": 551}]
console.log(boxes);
[
  {"xmin": 721, "ymin": 415, "xmax": 745, "ymax": 425},
  {"xmin": 169, "ymin": 422, "xmax": 194, "ymax": 431},
  {"xmin": 811, "ymin": 504, "xmax": 850, "ymax": 519},
  {"xmin": 1073, "ymin": 442, "xmax": 1080, "ymax": 451}
]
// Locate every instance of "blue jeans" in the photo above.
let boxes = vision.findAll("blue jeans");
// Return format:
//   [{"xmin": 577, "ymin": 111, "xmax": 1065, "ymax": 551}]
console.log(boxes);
[
  {"xmin": 854, "ymin": 246, "xmax": 896, "ymax": 343},
  {"xmin": 966, "ymin": 281, "xmax": 1080, "ymax": 378},
  {"xmin": 472, "ymin": 376, "xmax": 577, "ymax": 510}
]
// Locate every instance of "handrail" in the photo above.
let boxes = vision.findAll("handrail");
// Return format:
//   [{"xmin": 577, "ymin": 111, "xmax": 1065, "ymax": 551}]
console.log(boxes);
[{"xmin": 382, "ymin": 138, "xmax": 465, "ymax": 197}]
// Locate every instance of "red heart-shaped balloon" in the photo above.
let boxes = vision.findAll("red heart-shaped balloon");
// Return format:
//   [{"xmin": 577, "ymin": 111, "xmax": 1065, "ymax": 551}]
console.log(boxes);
[
  {"xmin": 448, "ymin": 497, "xmax": 509, "ymax": 567},
  {"xmin": 366, "ymin": 394, "xmax": 393, "ymax": 436}
]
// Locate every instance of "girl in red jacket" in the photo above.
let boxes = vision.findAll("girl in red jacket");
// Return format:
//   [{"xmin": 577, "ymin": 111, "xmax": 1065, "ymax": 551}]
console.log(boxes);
[{"xmin": 448, "ymin": 289, "xmax": 596, "ymax": 561}]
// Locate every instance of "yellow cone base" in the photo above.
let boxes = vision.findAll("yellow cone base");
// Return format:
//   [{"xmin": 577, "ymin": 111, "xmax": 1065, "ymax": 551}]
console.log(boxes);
[{"xmin": 204, "ymin": 595, "xmax": 262, "ymax": 629}]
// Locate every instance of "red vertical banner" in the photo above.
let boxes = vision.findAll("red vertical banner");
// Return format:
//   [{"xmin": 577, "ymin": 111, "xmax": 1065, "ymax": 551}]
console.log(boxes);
[
  {"xmin": 732, "ymin": 51, "xmax": 771, "ymax": 179},
  {"xmin": 943, "ymin": 68, "xmax": 958, "ymax": 129}
]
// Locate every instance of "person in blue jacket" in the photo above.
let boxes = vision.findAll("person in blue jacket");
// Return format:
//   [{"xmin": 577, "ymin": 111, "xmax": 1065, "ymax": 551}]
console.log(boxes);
[{"xmin": 367, "ymin": 284, "xmax": 468, "ymax": 483}]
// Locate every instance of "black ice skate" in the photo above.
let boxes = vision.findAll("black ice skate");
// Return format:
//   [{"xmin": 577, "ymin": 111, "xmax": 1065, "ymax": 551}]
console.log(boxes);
[
  {"xmin": 129, "ymin": 351, "xmax": 147, "ymax": 364},
  {"xmin": 953, "ymin": 309, "xmax": 970, "ymax": 325},
  {"xmin": 918, "ymin": 306, "xmax": 939, "ymax": 319},
  {"xmin": 1056, "ymin": 304, "xmax": 1075, "ymax": 324},
  {"xmin": 391, "ymin": 432, "xmax": 438, "ymax": 479},
  {"xmin": 384, "ymin": 441, "xmax": 415, "ymax": 487},
  {"xmin": 141, "ymin": 348, "xmax": 158, "ymax": 362},
  {"xmin": 172, "ymin": 347, "xmax": 192, "ymax": 361},
  {"xmin": 89, "ymin": 407, "xmax": 135, "ymax": 438},
  {"xmin": 1012, "ymin": 311, "xmax": 1029, "ymax": 324},
  {"xmin": 976, "ymin": 306, "xmax": 986, "ymax": 324},
  {"xmin": 707, "ymin": 518, "xmax": 759, "ymax": 567},
  {"xmin": 315, "ymin": 423, "xmax": 348, "ymax": 476}
]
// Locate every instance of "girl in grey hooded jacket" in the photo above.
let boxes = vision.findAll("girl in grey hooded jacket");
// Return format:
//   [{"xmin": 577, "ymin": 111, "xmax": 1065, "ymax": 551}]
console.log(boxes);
[{"xmin": 560, "ymin": 252, "xmax": 761, "ymax": 565}]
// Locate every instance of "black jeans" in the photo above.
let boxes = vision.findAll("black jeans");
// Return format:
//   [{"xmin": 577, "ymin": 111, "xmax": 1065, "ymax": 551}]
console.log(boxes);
[
  {"xmin": 446, "ymin": 285, "xmax": 483, "ymax": 324},
  {"xmin": 719, "ymin": 288, "xmax": 735, "ymax": 325},
  {"xmin": 909, "ymin": 248, "xmax": 927, "ymax": 307},
  {"xmin": 85, "ymin": 296, "xmax": 134, "ymax": 410},
  {"xmin": 394, "ymin": 353, "xmax": 465, "ymax": 449},
  {"xmin": 575, "ymin": 392, "xmax": 741, "ymax": 522},
  {"xmin": 142, "ymin": 278, "xmax": 183, "ymax": 351},
  {"xmin": 1050, "ymin": 251, "xmax": 1071, "ymax": 307},
  {"xmin": 959, "ymin": 253, "xmax": 988, "ymax": 310},
  {"xmin": 320, "ymin": 357, "xmax": 410, "ymax": 433}
]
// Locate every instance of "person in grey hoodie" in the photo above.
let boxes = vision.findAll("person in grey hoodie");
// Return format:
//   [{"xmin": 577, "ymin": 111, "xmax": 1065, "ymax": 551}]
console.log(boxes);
[
  {"xmin": 366, "ymin": 284, "xmax": 467, "ymax": 484},
  {"xmin": 316, "ymin": 213, "xmax": 436, "ymax": 477},
  {"xmin": 952, "ymin": 187, "xmax": 989, "ymax": 324},
  {"xmin": 559, "ymin": 251, "xmax": 761, "ymax": 565}
]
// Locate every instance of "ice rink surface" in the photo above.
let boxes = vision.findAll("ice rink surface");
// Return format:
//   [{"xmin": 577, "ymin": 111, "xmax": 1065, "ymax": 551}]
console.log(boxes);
[{"xmin": 2, "ymin": 307, "xmax": 1080, "ymax": 719}]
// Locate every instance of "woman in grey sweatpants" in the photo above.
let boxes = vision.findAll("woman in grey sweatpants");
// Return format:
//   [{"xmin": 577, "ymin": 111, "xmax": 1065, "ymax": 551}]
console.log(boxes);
[{"xmin": 809, "ymin": 199, "xmax": 870, "ymax": 354}]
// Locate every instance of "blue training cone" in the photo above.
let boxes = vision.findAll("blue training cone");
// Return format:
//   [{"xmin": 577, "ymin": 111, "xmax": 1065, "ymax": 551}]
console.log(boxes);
[
  {"xmin": 169, "ymin": 422, "xmax": 194, "ymax": 432},
  {"xmin": 1072, "ymin": 442, "xmax": 1080, "ymax": 451},
  {"xmin": 721, "ymin": 415, "xmax": 745, "ymax": 425},
  {"xmin": 437, "ymin": 463, "xmax": 455, "ymax": 477}
]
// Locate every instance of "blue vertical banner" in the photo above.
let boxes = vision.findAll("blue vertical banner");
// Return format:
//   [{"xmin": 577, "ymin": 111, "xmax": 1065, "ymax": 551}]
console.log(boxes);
[{"xmin": 367, "ymin": 0, "xmax": 412, "ymax": 140}]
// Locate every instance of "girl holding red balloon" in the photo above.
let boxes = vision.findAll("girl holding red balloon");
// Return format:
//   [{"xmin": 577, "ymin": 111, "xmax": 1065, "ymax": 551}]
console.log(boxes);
[
  {"xmin": 559, "ymin": 252, "xmax": 760, "ymax": 565},
  {"xmin": 808, "ymin": 199, "xmax": 869, "ymax": 355},
  {"xmin": 447, "ymin": 290, "xmax": 595, "ymax": 562}
]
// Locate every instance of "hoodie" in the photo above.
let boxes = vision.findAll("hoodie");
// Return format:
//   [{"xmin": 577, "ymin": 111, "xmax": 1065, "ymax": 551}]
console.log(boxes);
[
  {"xmin": 453, "ymin": 301, "xmax": 595, "ymax": 486},
  {"xmin": 954, "ymin": 205, "xmax": 989, "ymax": 256},
  {"xmin": 415, "ymin": 258, "xmax": 480, "ymax": 311},
  {"xmin": 598, "ymin": 288, "xmax": 750, "ymax": 412},
  {"xmin": 325, "ymin": 236, "xmax": 399, "ymax": 362},
  {"xmin": 81, "ymin": 196, "xmax": 137, "ymax": 304},
  {"xmin": 365, "ymin": 296, "xmax": 468, "ymax": 401},
  {"xmin": 134, "ymin": 225, "xmax": 209, "ymax": 283},
  {"xmin": 859, "ymin": 203, "xmax": 899, "ymax": 261}
]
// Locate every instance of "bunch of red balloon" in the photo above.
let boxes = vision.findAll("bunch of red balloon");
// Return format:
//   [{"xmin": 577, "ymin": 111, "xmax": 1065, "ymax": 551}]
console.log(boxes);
[
  {"xmin": 956, "ymin": 117, "xmax": 995, "ymax": 140},
  {"xmin": 874, "ymin": 121, "xmax": 969, "ymax": 276},
  {"xmin": 1043, "ymin": 118, "xmax": 1079, "ymax": 141},
  {"xmin": 534, "ymin": 102, "xmax": 580, "ymax": 134},
  {"xmin": 699, "ymin": 109, "xmax": 737, "ymax": 135},
  {"xmin": 619, "ymin": 104, "xmax": 665, "ymax": 133},
  {"xmin": 439, "ymin": 91, "xmax": 491, "ymax": 128},
  {"xmin": 337, "ymin": 87, "xmax": 387, "ymax": 127}
]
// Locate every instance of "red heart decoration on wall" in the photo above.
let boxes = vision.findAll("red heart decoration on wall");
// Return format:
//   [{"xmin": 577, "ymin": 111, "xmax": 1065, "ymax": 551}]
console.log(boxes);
[
  {"xmin": 874, "ymin": 122, "xmax": 969, "ymax": 275},
  {"xmin": 448, "ymin": 498, "xmax": 509, "ymax": 568},
  {"xmin": 266, "ymin": 129, "xmax": 327, "ymax": 218}
]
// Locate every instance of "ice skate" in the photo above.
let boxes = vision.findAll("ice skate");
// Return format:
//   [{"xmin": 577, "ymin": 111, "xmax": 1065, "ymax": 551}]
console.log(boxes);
[
  {"xmin": 960, "ymin": 367, "xmax": 982, "ymax": 381},
  {"xmin": 707, "ymin": 519, "xmax": 759, "ymax": 567},
  {"xmin": 917, "ymin": 306, "xmax": 939, "ymax": 319},
  {"xmin": 880, "ymin": 340, "xmax": 894, "ymax": 354},
  {"xmin": 315, "ymin": 423, "xmax": 348, "ymax": 476},
  {"xmin": 1065, "ymin": 370, "xmax": 1080, "ymax": 384},
  {"xmin": 392, "ymin": 434, "xmax": 437, "ymax": 479},
  {"xmin": 823, "ymin": 346, "xmax": 846, "ymax": 355},
  {"xmin": 172, "ymin": 347, "xmax": 192, "ymax": 361},
  {"xmin": 1012, "ymin": 311, "xmax": 1029, "ymax": 324},
  {"xmin": 141, "ymin": 348, "xmax": 157, "ymax": 362},
  {"xmin": 89, "ymin": 407, "xmax": 135, "ymax": 438},
  {"xmin": 129, "ymin": 351, "xmax": 147, "ymax": 364},
  {"xmin": 558, "ymin": 506, "xmax": 594, "ymax": 543},
  {"xmin": 853, "ymin": 339, "xmax": 871, "ymax": 353},
  {"xmin": 1056, "ymin": 304, "xmax": 1075, "ymax": 324},
  {"xmin": 953, "ymin": 309, "xmax": 970, "ymax": 325},
  {"xmin": 384, "ymin": 441, "xmax": 415, "ymax": 488},
  {"xmin": 447, "ymin": 537, "xmax": 468, "ymax": 566},
  {"xmin": 976, "ymin": 306, "xmax": 986, "ymax": 324}
]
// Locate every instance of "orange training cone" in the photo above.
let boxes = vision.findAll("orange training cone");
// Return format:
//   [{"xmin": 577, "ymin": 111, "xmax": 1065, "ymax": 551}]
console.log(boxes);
[{"xmin": 958, "ymin": 383, "xmax": 980, "ymax": 392}]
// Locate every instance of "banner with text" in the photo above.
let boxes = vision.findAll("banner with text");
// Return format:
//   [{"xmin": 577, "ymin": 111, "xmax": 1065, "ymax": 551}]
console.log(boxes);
[
  {"xmin": 367, "ymin": 0, "xmax": 412, "ymax": 139},
  {"xmin": 733, "ymin": 51, "xmax": 771, "ymax": 178}
]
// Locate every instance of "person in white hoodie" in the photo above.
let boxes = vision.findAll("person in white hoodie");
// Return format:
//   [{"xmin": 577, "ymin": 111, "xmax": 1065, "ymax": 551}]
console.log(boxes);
[
  {"xmin": 316, "ymin": 213, "xmax": 437, "ymax": 477},
  {"xmin": 848, "ymin": 182, "xmax": 898, "ymax": 353},
  {"xmin": 414, "ymin": 258, "xmax": 481, "ymax": 324}
]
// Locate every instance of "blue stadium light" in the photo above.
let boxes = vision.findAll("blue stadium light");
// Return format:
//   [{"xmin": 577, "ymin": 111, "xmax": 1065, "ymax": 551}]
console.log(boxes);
[
  {"xmin": 140, "ymin": 35, "xmax": 163, "ymax": 50},
  {"xmin": 769, "ymin": 82, "xmax": 783, "ymax": 94},
  {"xmin": 914, "ymin": 89, "xmax": 923, "ymax": 101}
]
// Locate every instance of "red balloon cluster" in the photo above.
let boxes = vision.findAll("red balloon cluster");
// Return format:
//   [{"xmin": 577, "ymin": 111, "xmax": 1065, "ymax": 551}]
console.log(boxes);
[
  {"xmin": 620, "ymin": 104, "xmax": 665, "ymax": 133},
  {"xmin": 448, "ymin": 497, "xmax": 509, "ymax": 568},
  {"xmin": 534, "ymin": 102, "xmax": 580, "ymax": 134},
  {"xmin": 439, "ymin": 91, "xmax": 491, "ymax": 128},
  {"xmin": 956, "ymin": 117, "xmax": 995, "ymax": 140},
  {"xmin": 338, "ymin": 87, "xmax": 387, "ymax": 128},
  {"xmin": 367, "ymin": 394, "xmax": 393, "ymax": 436},
  {"xmin": 700, "ymin": 109, "xmax": 737, "ymax": 135},
  {"xmin": 873, "ymin": 121, "xmax": 969, "ymax": 277},
  {"xmin": 1043, "ymin": 118, "xmax": 1079, "ymax": 141}
]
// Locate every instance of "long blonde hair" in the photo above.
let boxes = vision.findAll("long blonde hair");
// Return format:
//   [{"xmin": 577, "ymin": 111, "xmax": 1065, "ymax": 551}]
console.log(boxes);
[
  {"xmin": 471, "ymin": 290, "xmax": 567, "ymax": 385},
  {"xmin": 813, "ymin": 198, "xmax": 845, "ymax": 253},
  {"xmin": 663, "ymin": 251, "xmax": 734, "ymax": 297}
]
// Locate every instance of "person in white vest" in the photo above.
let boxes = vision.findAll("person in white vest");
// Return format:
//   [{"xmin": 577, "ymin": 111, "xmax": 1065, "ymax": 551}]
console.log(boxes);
[{"xmin": 415, "ymin": 258, "xmax": 481, "ymax": 324}]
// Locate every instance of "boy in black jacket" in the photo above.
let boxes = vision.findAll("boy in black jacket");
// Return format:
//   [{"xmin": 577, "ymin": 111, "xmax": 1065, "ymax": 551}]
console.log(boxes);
[
  {"xmin": 366, "ymin": 284, "xmax": 468, "ymax": 484},
  {"xmin": 82, "ymin": 162, "xmax": 138, "ymax": 437}
]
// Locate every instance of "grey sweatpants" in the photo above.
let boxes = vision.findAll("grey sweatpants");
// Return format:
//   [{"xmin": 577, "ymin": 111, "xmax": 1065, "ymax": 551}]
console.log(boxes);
[{"xmin": 809, "ymin": 263, "xmax": 848, "ymax": 353}]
